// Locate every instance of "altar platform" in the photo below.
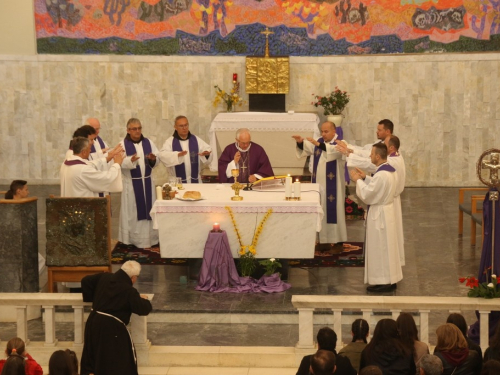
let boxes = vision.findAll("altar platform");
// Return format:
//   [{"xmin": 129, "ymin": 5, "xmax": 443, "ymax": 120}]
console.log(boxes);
[{"xmin": 0, "ymin": 185, "xmax": 484, "ymax": 348}]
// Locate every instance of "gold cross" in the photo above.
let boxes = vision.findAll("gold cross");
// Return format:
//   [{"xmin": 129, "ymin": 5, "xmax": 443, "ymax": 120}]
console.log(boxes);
[
  {"xmin": 327, "ymin": 172, "xmax": 335, "ymax": 180},
  {"xmin": 260, "ymin": 27, "xmax": 274, "ymax": 57},
  {"xmin": 315, "ymin": 149, "xmax": 321, "ymax": 157},
  {"xmin": 328, "ymin": 195, "xmax": 335, "ymax": 202}
]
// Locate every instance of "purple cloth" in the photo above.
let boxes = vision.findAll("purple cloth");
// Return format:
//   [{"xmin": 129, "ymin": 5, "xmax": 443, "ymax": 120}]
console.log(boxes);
[
  {"xmin": 64, "ymin": 159, "xmax": 86, "ymax": 166},
  {"xmin": 335, "ymin": 127, "xmax": 349, "ymax": 184},
  {"xmin": 172, "ymin": 134, "xmax": 199, "ymax": 183},
  {"xmin": 217, "ymin": 142, "xmax": 274, "ymax": 183},
  {"xmin": 468, "ymin": 188, "xmax": 500, "ymax": 344},
  {"xmin": 124, "ymin": 137, "xmax": 153, "ymax": 221},
  {"xmin": 313, "ymin": 138, "xmax": 338, "ymax": 224},
  {"xmin": 91, "ymin": 136, "xmax": 106, "ymax": 153},
  {"xmin": 195, "ymin": 231, "xmax": 291, "ymax": 293}
]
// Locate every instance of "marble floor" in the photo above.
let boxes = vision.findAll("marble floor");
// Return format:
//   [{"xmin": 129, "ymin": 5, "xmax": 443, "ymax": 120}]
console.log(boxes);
[{"xmin": 0, "ymin": 185, "xmax": 483, "ymax": 348}]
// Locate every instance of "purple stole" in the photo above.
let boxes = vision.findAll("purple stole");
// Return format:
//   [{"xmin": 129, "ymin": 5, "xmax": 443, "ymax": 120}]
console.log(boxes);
[
  {"xmin": 172, "ymin": 135, "xmax": 199, "ymax": 183},
  {"xmin": 374, "ymin": 163, "xmax": 396, "ymax": 175},
  {"xmin": 64, "ymin": 159, "xmax": 86, "ymax": 166},
  {"xmin": 313, "ymin": 138, "xmax": 338, "ymax": 224},
  {"xmin": 124, "ymin": 137, "xmax": 153, "ymax": 221},
  {"xmin": 91, "ymin": 136, "xmax": 106, "ymax": 153}
]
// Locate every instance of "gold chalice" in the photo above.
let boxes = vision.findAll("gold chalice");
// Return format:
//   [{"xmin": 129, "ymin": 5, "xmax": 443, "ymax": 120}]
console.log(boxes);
[{"xmin": 231, "ymin": 169, "xmax": 244, "ymax": 201}]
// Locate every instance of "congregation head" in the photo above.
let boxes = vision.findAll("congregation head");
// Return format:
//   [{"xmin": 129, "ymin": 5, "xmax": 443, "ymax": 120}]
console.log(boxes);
[
  {"xmin": 64, "ymin": 349, "xmax": 78, "ymax": 375},
  {"xmin": 320, "ymin": 121, "xmax": 336, "ymax": 143},
  {"xmin": 174, "ymin": 115, "xmax": 190, "ymax": 138},
  {"xmin": 4, "ymin": 337, "xmax": 26, "ymax": 357},
  {"xmin": 127, "ymin": 118, "xmax": 143, "ymax": 141},
  {"xmin": 4, "ymin": 180, "xmax": 28, "ymax": 200},
  {"xmin": 435, "ymin": 323, "xmax": 468, "ymax": 351},
  {"xmin": 316, "ymin": 327, "xmax": 337, "ymax": 352},
  {"xmin": 351, "ymin": 318, "xmax": 369, "ymax": 343},
  {"xmin": 418, "ymin": 354, "xmax": 443, "ymax": 375},
  {"xmin": 310, "ymin": 349, "xmax": 336, "ymax": 375},
  {"xmin": 122, "ymin": 260, "xmax": 141, "ymax": 282},
  {"xmin": 235, "ymin": 128, "xmax": 251, "ymax": 151},
  {"xmin": 396, "ymin": 312, "xmax": 419, "ymax": 342},
  {"xmin": 0, "ymin": 353, "xmax": 25, "ymax": 375},
  {"xmin": 446, "ymin": 313, "xmax": 468, "ymax": 338},
  {"xmin": 359, "ymin": 366, "xmax": 383, "ymax": 375},
  {"xmin": 72, "ymin": 137, "xmax": 90, "ymax": 155},
  {"xmin": 48, "ymin": 350, "xmax": 74, "ymax": 375},
  {"xmin": 481, "ymin": 359, "xmax": 500, "ymax": 375}
]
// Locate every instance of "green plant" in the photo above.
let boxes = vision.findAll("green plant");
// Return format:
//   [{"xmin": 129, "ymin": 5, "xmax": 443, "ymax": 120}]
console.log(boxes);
[
  {"xmin": 312, "ymin": 87, "xmax": 350, "ymax": 115},
  {"xmin": 259, "ymin": 258, "xmax": 282, "ymax": 276},
  {"xmin": 459, "ymin": 274, "xmax": 500, "ymax": 298}
]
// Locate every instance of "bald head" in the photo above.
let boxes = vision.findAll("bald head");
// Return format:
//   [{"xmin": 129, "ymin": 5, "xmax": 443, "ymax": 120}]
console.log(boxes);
[
  {"xmin": 320, "ymin": 121, "xmax": 336, "ymax": 143},
  {"xmin": 86, "ymin": 118, "xmax": 101, "ymax": 136}
]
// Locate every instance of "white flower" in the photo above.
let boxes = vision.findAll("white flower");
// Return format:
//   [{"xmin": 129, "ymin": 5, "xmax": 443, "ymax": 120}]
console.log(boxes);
[
  {"xmin": 493, "ymin": 274, "xmax": 497, "ymax": 279},
  {"xmin": 270, "ymin": 258, "xmax": 275, "ymax": 262},
  {"xmin": 488, "ymin": 283, "xmax": 494, "ymax": 288}
]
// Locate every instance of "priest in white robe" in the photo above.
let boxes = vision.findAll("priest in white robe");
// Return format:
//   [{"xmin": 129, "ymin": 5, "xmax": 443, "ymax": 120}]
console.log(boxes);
[
  {"xmin": 158, "ymin": 115, "xmax": 212, "ymax": 183},
  {"xmin": 293, "ymin": 121, "xmax": 347, "ymax": 245},
  {"xmin": 350, "ymin": 143, "xmax": 402, "ymax": 293},
  {"xmin": 87, "ymin": 117, "xmax": 110, "ymax": 162},
  {"xmin": 338, "ymin": 119, "xmax": 394, "ymax": 161},
  {"xmin": 119, "ymin": 118, "xmax": 159, "ymax": 248},
  {"xmin": 386, "ymin": 135, "xmax": 406, "ymax": 266},
  {"xmin": 60, "ymin": 137, "xmax": 123, "ymax": 197}
]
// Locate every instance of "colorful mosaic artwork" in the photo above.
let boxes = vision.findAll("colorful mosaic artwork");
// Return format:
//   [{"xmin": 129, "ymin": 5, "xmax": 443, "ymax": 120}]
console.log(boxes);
[{"xmin": 35, "ymin": 0, "xmax": 500, "ymax": 55}]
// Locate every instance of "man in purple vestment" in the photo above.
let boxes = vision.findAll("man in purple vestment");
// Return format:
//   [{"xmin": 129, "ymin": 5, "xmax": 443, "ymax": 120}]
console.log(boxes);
[{"xmin": 218, "ymin": 128, "xmax": 274, "ymax": 183}]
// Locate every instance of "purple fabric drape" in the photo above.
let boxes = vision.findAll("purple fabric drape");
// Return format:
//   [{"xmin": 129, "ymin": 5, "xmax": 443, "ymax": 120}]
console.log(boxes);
[
  {"xmin": 91, "ymin": 136, "xmax": 106, "ymax": 153},
  {"xmin": 64, "ymin": 160, "xmax": 86, "ymax": 166},
  {"xmin": 335, "ymin": 127, "xmax": 349, "ymax": 184},
  {"xmin": 195, "ymin": 231, "xmax": 291, "ymax": 293},
  {"xmin": 468, "ymin": 188, "xmax": 500, "ymax": 344}
]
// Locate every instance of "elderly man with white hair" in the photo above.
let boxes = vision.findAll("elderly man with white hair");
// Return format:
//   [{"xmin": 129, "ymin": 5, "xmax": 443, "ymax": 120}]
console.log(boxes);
[{"xmin": 80, "ymin": 261, "xmax": 152, "ymax": 375}]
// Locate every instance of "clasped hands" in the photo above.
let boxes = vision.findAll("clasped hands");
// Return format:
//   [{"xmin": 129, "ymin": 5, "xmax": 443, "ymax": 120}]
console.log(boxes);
[{"xmin": 349, "ymin": 167, "xmax": 366, "ymax": 182}]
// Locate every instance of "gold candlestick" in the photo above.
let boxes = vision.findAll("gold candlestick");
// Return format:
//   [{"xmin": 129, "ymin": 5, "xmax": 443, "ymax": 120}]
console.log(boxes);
[{"xmin": 231, "ymin": 169, "xmax": 244, "ymax": 201}]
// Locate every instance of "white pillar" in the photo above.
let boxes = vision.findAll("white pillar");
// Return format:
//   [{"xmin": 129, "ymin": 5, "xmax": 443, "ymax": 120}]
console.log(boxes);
[
  {"xmin": 130, "ymin": 314, "xmax": 150, "ymax": 347},
  {"xmin": 73, "ymin": 305, "xmax": 84, "ymax": 346},
  {"xmin": 479, "ymin": 310, "xmax": 490, "ymax": 351},
  {"xmin": 419, "ymin": 310, "xmax": 430, "ymax": 345},
  {"xmin": 332, "ymin": 309, "xmax": 342, "ymax": 351},
  {"xmin": 43, "ymin": 305, "xmax": 58, "ymax": 346},
  {"xmin": 296, "ymin": 308, "xmax": 315, "ymax": 349},
  {"xmin": 391, "ymin": 309, "xmax": 401, "ymax": 320},
  {"xmin": 16, "ymin": 306, "xmax": 28, "ymax": 344}
]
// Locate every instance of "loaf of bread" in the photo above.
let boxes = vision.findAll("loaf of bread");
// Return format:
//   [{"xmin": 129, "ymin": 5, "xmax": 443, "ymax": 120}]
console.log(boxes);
[{"xmin": 183, "ymin": 191, "xmax": 201, "ymax": 200}]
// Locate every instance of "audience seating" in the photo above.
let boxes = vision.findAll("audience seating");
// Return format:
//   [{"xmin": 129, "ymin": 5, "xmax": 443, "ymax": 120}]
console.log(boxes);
[{"xmin": 458, "ymin": 188, "xmax": 487, "ymax": 245}]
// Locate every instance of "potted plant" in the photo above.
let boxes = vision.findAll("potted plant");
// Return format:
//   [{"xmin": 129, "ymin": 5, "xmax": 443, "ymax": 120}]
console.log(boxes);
[{"xmin": 312, "ymin": 87, "xmax": 350, "ymax": 126}]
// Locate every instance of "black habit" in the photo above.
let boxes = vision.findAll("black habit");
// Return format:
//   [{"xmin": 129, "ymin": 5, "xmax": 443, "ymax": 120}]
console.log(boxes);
[{"xmin": 80, "ymin": 269, "xmax": 152, "ymax": 375}]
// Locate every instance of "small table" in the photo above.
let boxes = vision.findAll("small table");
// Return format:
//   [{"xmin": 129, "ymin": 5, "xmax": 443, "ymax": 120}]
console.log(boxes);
[{"xmin": 150, "ymin": 183, "xmax": 323, "ymax": 259}]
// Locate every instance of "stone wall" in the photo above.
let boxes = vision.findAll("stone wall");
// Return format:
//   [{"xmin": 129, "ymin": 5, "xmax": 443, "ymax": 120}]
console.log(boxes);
[{"xmin": 1, "ymin": 53, "xmax": 499, "ymax": 186}]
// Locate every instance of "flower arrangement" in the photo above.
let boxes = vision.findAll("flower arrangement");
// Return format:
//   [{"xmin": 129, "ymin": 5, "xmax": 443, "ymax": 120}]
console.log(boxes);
[
  {"xmin": 259, "ymin": 258, "xmax": 282, "ymax": 276},
  {"xmin": 213, "ymin": 81, "xmax": 243, "ymax": 112},
  {"xmin": 459, "ymin": 272, "xmax": 500, "ymax": 298},
  {"xmin": 225, "ymin": 206, "xmax": 273, "ymax": 277},
  {"xmin": 312, "ymin": 87, "xmax": 350, "ymax": 116}
]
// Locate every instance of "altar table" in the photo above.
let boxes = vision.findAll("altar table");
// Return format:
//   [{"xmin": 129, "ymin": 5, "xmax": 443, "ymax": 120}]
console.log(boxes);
[
  {"xmin": 151, "ymin": 183, "xmax": 323, "ymax": 259},
  {"xmin": 208, "ymin": 112, "xmax": 320, "ymax": 176}
]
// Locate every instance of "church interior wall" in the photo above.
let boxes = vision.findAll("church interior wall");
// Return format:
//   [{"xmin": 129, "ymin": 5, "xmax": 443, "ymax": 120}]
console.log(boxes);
[{"xmin": 0, "ymin": 2, "xmax": 499, "ymax": 187}]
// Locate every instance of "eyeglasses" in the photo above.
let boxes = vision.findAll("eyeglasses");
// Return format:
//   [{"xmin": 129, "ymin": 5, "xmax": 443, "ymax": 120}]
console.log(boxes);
[
  {"xmin": 128, "ymin": 127, "xmax": 142, "ymax": 131},
  {"xmin": 176, "ymin": 124, "xmax": 189, "ymax": 129}
]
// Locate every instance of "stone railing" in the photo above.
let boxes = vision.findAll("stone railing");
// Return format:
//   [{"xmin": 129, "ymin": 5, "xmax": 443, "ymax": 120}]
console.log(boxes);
[
  {"xmin": 0, "ymin": 293, "xmax": 151, "ymax": 348},
  {"xmin": 292, "ymin": 295, "xmax": 500, "ymax": 350}
]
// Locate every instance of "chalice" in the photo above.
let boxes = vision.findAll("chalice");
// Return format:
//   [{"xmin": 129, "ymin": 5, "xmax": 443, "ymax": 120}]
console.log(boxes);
[{"xmin": 231, "ymin": 169, "xmax": 244, "ymax": 201}]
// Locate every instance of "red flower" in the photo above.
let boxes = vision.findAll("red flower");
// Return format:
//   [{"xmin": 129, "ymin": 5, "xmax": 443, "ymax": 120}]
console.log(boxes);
[
  {"xmin": 459, "ymin": 277, "xmax": 466, "ymax": 283},
  {"xmin": 345, "ymin": 198, "xmax": 353, "ymax": 204},
  {"xmin": 466, "ymin": 277, "xmax": 479, "ymax": 288},
  {"xmin": 346, "ymin": 206, "xmax": 353, "ymax": 213}
]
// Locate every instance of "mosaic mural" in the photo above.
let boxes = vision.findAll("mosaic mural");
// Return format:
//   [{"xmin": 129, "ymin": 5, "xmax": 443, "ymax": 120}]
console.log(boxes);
[{"xmin": 35, "ymin": 0, "xmax": 500, "ymax": 55}]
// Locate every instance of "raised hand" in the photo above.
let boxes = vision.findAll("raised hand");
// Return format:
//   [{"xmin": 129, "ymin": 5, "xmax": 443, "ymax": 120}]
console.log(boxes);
[
  {"xmin": 131, "ymin": 153, "xmax": 140, "ymax": 162},
  {"xmin": 113, "ymin": 151, "xmax": 125, "ymax": 165},
  {"xmin": 292, "ymin": 135, "xmax": 304, "ymax": 143},
  {"xmin": 146, "ymin": 153, "xmax": 156, "ymax": 161},
  {"xmin": 234, "ymin": 151, "xmax": 241, "ymax": 165},
  {"xmin": 178, "ymin": 150, "xmax": 188, "ymax": 157}
]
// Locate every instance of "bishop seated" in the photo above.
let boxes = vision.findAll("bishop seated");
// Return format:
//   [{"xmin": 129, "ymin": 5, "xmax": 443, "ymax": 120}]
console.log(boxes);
[{"xmin": 218, "ymin": 128, "xmax": 274, "ymax": 183}]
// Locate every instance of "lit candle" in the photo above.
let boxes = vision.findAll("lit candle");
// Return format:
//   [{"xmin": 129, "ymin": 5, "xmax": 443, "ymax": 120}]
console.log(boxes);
[
  {"xmin": 294, "ymin": 179, "xmax": 301, "ymax": 199},
  {"xmin": 285, "ymin": 175, "xmax": 292, "ymax": 198},
  {"xmin": 233, "ymin": 73, "xmax": 238, "ymax": 82},
  {"xmin": 213, "ymin": 223, "xmax": 221, "ymax": 232},
  {"xmin": 156, "ymin": 186, "xmax": 163, "ymax": 200}
]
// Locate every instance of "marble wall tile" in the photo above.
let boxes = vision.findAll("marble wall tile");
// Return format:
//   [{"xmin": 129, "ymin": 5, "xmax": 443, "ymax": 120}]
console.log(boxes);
[{"xmin": 1, "ymin": 54, "xmax": 500, "ymax": 186}]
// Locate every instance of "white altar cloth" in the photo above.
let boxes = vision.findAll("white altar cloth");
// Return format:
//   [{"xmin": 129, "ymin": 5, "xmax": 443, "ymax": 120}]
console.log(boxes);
[
  {"xmin": 151, "ymin": 183, "xmax": 323, "ymax": 259},
  {"xmin": 208, "ymin": 112, "xmax": 320, "ymax": 175}
]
